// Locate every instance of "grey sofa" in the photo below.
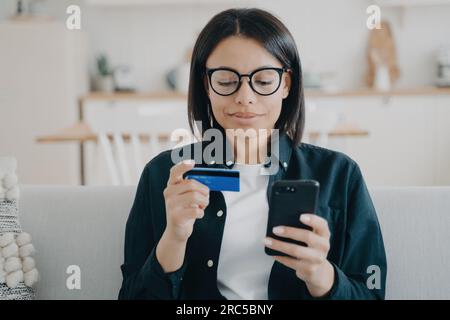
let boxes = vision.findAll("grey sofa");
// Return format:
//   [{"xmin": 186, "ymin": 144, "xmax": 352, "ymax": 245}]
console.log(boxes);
[{"xmin": 17, "ymin": 185, "xmax": 450, "ymax": 300}]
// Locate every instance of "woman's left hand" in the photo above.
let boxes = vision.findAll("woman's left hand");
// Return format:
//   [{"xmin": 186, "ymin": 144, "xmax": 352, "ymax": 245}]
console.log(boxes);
[{"xmin": 264, "ymin": 213, "xmax": 335, "ymax": 298}]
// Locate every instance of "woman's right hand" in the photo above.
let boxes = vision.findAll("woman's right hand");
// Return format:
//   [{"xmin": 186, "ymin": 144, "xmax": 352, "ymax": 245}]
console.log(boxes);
[{"xmin": 163, "ymin": 159, "xmax": 210, "ymax": 243}]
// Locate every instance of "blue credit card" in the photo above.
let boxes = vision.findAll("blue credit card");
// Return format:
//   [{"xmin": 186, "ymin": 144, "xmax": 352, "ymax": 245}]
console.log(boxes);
[{"xmin": 183, "ymin": 167, "xmax": 240, "ymax": 192}]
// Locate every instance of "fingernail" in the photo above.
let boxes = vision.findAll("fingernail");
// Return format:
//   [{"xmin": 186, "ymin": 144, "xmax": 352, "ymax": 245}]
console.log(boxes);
[
  {"xmin": 301, "ymin": 215, "xmax": 311, "ymax": 223},
  {"xmin": 272, "ymin": 226, "xmax": 284, "ymax": 235},
  {"xmin": 182, "ymin": 159, "xmax": 195, "ymax": 165},
  {"xmin": 264, "ymin": 238, "xmax": 272, "ymax": 246}
]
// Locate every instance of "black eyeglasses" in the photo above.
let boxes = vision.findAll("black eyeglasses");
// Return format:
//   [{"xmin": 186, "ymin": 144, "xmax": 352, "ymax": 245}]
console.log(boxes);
[{"xmin": 206, "ymin": 67, "xmax": 289, "ymax": 96}]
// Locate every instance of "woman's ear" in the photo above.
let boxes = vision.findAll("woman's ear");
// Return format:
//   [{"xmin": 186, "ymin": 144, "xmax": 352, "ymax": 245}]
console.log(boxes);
[{"xmin": 282, "ymin": 70, "xmax": 292, "ymax": 99}]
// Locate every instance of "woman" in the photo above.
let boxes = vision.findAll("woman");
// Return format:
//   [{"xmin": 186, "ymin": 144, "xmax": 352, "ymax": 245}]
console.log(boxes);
[{"xmin": 119, "ymin": 8, "xmax": 387, "ymax": 300}]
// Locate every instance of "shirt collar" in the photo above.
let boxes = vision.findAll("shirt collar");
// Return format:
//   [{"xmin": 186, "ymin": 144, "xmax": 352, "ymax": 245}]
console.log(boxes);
[{"xmin": 199, "ymin": 131, "xmax": 294, "ymax": 173}]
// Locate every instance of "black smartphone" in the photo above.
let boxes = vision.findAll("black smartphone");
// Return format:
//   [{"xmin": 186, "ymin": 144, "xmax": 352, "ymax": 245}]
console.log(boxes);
[{"xmin": 265, "ymin": 180, "xmax": 320, "ymax": 256}]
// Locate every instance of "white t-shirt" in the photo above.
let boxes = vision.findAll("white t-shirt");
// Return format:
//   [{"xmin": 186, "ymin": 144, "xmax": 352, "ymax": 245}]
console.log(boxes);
[{"xmin": 217, "ymin": 162, "xmax": 274, "ymax": 300}]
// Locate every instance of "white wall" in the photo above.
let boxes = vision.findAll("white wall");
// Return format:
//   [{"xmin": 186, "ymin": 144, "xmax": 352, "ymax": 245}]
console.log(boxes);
[
  {"xmin": 2, "ymin": 0, "xmax": 449, "ymax": 91},
  {"xmin": 84, "ymin": 0, "xmax": 450, "ymax": 91}
]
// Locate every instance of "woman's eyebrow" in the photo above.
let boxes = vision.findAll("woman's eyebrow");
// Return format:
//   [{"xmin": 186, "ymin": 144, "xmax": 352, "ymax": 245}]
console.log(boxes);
[
  {"xmin": 209, "ymin": 65, "xmax": 279, "ymax": 71},
  {"xmin": 257, "ymin": 65, "xmax": 277, "ymax": 69}
]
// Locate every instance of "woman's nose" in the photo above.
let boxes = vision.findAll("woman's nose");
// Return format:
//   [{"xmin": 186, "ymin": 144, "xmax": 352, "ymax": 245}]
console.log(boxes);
[{"xmin": 234, "ymin": 79, "xmax": 256, "ymax": 105}]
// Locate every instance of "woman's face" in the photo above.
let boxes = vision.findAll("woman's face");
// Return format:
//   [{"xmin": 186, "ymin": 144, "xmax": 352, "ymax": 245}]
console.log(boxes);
[{"xmin": 205, "ymin": 36, "xmax": 291, "ymax": 132}]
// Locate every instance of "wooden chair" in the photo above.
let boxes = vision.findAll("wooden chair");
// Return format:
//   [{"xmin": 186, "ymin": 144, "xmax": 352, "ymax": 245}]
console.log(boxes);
[
  {"xmin": 85, "ymin": 101, "xmax": 193, "ymax": 185},
  {"xmin": 304, "ymin": 101, "xmax": 339, "ymax": 147}
]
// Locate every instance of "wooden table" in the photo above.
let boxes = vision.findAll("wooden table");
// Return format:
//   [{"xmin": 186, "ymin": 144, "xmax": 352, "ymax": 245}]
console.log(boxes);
[
  {"xmin": 309, "ymin": 123, "xmax": 369, "ymax": 139},
  {"xmin": 36, "ymin": 122, "xmax": 368, "ymax": 185},
  {"xmin": 36, "ymin": 122, "xmax": 92, "ymax": 185},
  {"xmin": 35, "ymin": 122, "xmax": 171, "ymax": 185}
]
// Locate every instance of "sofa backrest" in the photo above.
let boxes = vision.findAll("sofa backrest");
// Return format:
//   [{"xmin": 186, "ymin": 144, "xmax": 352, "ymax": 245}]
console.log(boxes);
[
  {"xmin": 18, "ymin": 185, "xmax": 450, "ymax": 300},
  {"xmin": 370, "ymin": 187, "xmax": 450, "ymax": 299},
  {"xmin": 19, "ymin": 185, "xmax": 133, "ymax": 300}
]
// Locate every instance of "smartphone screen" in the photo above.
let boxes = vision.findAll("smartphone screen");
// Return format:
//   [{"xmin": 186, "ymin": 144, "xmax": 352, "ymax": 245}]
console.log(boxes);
[{"xmin": 265, "ymin": 180, "xmax": 320, "ymax": 256}]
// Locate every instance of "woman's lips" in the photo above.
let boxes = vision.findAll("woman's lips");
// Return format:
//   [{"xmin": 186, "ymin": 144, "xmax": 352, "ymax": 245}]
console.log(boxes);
[
  {"xmin": 232, "ymin": 112, "xmax": 260, "ymax": 118},
  {"xmin": 227, "ymin": 112, "xmax": 263, "ymax": 124}
]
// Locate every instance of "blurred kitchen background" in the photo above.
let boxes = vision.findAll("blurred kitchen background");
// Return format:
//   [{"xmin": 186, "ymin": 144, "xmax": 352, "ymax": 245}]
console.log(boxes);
[{"xmin": 1, "ymin": 0, "xmax": 450, "ymax": 186}]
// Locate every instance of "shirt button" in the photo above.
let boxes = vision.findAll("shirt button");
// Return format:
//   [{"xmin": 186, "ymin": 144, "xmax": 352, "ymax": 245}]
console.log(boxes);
[
  {"xmin": 207, "ymin": 260, "xmax": 214, "ymax": 268},
  {"xmin": 217, "ymin": 210, "xmax": 224, "ymax": 217},
  {"xmin": 282, "ymin": 162, "xmax": 288, "ymax": 168}
]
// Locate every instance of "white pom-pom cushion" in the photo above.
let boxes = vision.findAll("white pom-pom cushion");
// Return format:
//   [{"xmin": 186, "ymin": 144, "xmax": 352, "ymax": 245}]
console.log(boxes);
[
  {"xmin": 0, "ymin": 269, "xmax": 6, "ymax": 284},
  {"xmin": 19, "ymin": 243, "xmax": 35, "ymax": 258},
  {"xmin": 0, "ymin": 157, "xmax": 16, "ymax": 175},
  {"xmin": 1, "ymin": 157, "xmax": 38, "ymax": 295},
  {"xmin": 16, "ymin": 232, "xmax": 32, "ymax": 247},
  {"xmin": 24, "ymin": 269, "xmax": 39, "ymax": 287},
  {"xmin": 0, "ymin": 233, "xmax": 15, "ymax": 247},
  {"xmin": 0, "ymin": 157, "xmax": 19, "ymax": 200},
  {"xmin": 4, "ymin": 257, "xmax": 21, "ymax": 273},
  {"xmin": 6, "ymin": 186, "xmax": 20, "ymax": 201},
  {"xmin": 22, "ymin": 257, "xmax": 35, "ymax": 273},
  {"xmin": 2, "ymin": 242, "xmax": 19, "ymax": 258},
  {"xmin": 6, "ymin": 270, "xmax": 23, "ymax": 288},
  {"xmin": 3, "ymin": 173, "xmax": 18, "ymax": 189}
]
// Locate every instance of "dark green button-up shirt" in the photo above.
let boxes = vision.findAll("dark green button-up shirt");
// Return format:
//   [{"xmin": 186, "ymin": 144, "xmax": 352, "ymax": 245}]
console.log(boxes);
[{"xmin": 118, "ymin": 132, "xmax": 387, "ymax": 300}]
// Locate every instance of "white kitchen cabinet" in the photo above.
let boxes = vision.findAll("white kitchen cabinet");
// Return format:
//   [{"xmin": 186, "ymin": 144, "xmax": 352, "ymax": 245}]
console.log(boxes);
[
  {"xmin": 308, "ymin": 95, "xmax": 450, "ymax": 186},
  {"xmin": 0, "ymin": 19, "xmax": 88, "ymax": 184}
]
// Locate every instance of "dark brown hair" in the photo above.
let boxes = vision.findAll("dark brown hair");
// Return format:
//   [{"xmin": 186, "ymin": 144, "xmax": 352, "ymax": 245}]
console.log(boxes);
[{"xmin": 187, "ymin": 8, "xmax": 305, "ymax": 146}]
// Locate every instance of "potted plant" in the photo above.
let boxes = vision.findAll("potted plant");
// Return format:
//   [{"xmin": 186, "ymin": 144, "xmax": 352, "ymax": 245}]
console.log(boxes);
[{"xmin": 93, "ymin": 54, "xmax": 114, "ymax": 92}]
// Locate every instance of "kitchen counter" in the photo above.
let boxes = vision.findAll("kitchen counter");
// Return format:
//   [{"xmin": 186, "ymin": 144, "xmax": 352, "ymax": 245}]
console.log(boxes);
[{"xmin": 79, "ymin": 86, "xmax": 450, "ymax": 103}]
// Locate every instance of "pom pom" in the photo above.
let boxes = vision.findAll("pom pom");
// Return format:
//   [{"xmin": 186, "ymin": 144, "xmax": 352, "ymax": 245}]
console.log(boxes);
[
  {"xmin": 0, "ymin": 233, "xmax": 15, "ymax": 248},
  {"xmin": 24, "ymin": 268, "xmax": 39, "ymax": 287},
  {"xmin": 2, "ymin": 242, "xmax": 19, "ymax": 258},
  {"xmin": 22, "ymin": 256, "xmax": 35, "ymax": 273},
  {"xmin": 6, "ymin": 185, "xmax": 20, "ymax": 201},
  {"xmin": 4, "ymin": 257, "xmax": 21, "ymax": 273},
  {"xmin": 19, "ymin": 243, "xmax": 35, "ymax": 257},
  {"xmin": 3, "ymin": 172, "xmax": 18, "ymax": 189},
  {"xmin": 0, "ymin": 269, "xmax": 6, "ymax": 284},
  {"xmin": 6, "ymin": 269, "xmax": 23, "ymax": 288},
  {"xmin": 0, "ymin": 158, "xmax": 17, "ymax": 175},
  {"xmin": 16, "ymin": 232, "xmax": 32, "ymax": 246}
]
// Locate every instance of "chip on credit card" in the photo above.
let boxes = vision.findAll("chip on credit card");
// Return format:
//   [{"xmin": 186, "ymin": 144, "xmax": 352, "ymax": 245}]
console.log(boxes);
[{"xmin": 182, "ymin": 167, "xmax": 240, "ymax": 192}]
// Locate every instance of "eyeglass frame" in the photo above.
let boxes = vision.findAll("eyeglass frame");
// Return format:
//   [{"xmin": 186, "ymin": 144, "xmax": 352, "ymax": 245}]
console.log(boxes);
[{"xmin": 205, "ymin": 66, "xmax": 290, "ymax": 97}]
